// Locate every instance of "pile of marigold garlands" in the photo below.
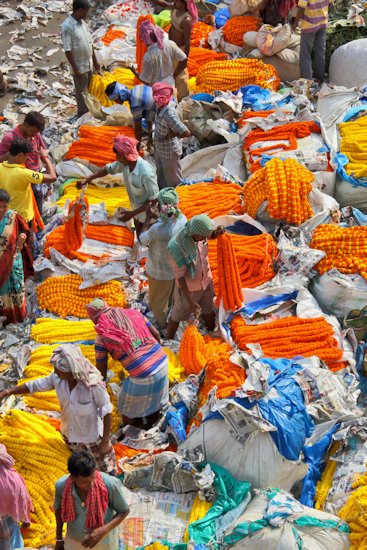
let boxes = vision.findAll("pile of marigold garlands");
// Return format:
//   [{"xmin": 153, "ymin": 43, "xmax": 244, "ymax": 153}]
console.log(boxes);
[
  {"xmin": 176, "ymin": 180, "xmax": 244, "ymax": 220},
  {"xmin": 242, "ymin": 157, "xmax": 315, "ymax": 224}
]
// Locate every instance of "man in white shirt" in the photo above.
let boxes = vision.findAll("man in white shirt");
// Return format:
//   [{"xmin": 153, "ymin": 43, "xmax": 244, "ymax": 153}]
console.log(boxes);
[
  {"xmin": 61, "ymin": 0, "xmax": 100, "ymax": 117},
  {"xmin": 0, "ymin": 344, "xmax": 117, "ymax": 475}
]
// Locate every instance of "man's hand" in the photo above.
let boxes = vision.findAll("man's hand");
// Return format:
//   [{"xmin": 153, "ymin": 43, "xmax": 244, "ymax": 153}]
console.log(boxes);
[
  {"xmin": 82, "ymin": 527, "xmax": 107, "ymax": 548},
  {"xmin": 0, "ymin": 389, "xmax": 10, "ymax": 403},
  {"xmin": 94, "ymin": 61, "xmax": 101, "ymax": 73},
  {"xmin": 190, "ymin": 301, "xmax": 201, "ymax": 317},
  {"xmin": 74, "ymin": 68, "xmax": 82, "ymax": 78},
  {"xmin": 211, "ymin": 225, "xmax": 226, "ymax": 239},
  {"xmin": 116, "ymin": 210, "xmax": 133, "ymax": 223},
  {"xmin": 98, "ymin": 439, "xmax": 110, "ymax": 458},
  {"xmin": 76, "ymin": 178, "xmax": 88, "ymax": 190}
]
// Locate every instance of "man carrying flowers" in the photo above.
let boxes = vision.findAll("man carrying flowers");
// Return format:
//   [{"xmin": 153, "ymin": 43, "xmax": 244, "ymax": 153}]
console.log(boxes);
[{"xmin": 0, "ymin": 345, "xmax": 117, "ymax": 476}]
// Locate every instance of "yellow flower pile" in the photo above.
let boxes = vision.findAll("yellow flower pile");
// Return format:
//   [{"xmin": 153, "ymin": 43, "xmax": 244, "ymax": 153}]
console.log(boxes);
[
  {"xmin": 163, "ymin": 347, "xmax": 186, "ymax": 384},
  {"xmin": 31, "ymin": 318, "xmax": 96, "ymax": 344},
  {"xmin": 314, "ymin": 442, "xmax": 340, "ymax": 510},
  {"xmin": 339, "ymin": 467, "xmax": 367, "ymax": 548},
  {"xmin": 56, "ymin": 181, "xmax": 131, "ymax": 216},
  {"xmin": 144, "ymin": 543, "xmax": 169, "ymax": 550},
  {"xmin": 339, "ymin": 115, "xmax": 367, "ymax": 178},
  {"xmin": 184, "ymin": 494, "xmax": 212, "ymax": 542},
  {"xmin": 36, "ymin": 275, "xmax": 126, "ymax": 318},
  {"xmin": 89, "ymin": 68, "xmax": 135, "ymax": 107},
  {"xmin": 0, "ymin": 410, "xmax": 70, "ymax": 548}
]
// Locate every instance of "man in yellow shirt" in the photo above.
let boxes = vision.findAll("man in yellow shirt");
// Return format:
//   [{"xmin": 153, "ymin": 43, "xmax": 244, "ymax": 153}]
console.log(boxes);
[{"xmin": 0, "ymin": 138, "xmax": 57, "ymax": 255}]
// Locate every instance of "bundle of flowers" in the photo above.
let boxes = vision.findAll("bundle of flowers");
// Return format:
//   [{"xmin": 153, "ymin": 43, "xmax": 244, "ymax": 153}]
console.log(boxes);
[
  {"xmin": 339, "ymin": 115, "xmax": 367, "ymax": 178},
  {"xmin": 310, "ymin": 224, "xmax": 367, "ymax": 280},
  {"xmin": 191, "ymin": 21, "xmax": 215, "ymax": 47},
  {"xmin": 215, "ymin": 233, "xmax": 243, "ymax": 311},
  {"xmin": 222, "ymin": 15, "xmax": 262, "ymax": 46},
  {"xmin": 101, "ymin": 24, "xmax": 126, "ymax": 45},
  {"xmin": 31, "ymin": 318, "xmax": 96, "ymax": 344},
  {"xmin": 176, "ymin": 180, "xmax": 243, "ymax": 219},
  {"xmin": 56, "ymin": 181, "xmax": 131, "ymax": 216},
  {"xmin": 188, "ymin": 48, "xmax": 227, "ymax": 78},
  {"xmin": 338, "ymin": 465, "xmax": 367, "ymax": 548},
  {"xmin": 89, "ymin": 68, "xmax": 135, "ymax": 107},
  {"xmin": 242, "ymin": 157, "xmax": 314, "ymax": 224}
]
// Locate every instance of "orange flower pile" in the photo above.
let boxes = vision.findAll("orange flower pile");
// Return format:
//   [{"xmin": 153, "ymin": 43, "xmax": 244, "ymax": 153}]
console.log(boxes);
[
  {"xmin": 309, "ymin": 224, "xmax": 367, "ymax": 280},
  {"xmin": 44, "ymin": 197, "xmax": 90, "ymax": 261},
  {"xmin": 188, "ymin": 48, "xmax": 228, "ymax": 78},
  {"xmin": 242, "ymin": 157, "xmax": 314, "ymax": 224},
  {"xmin": 101, "ymin": 25, "xmax": 126, "ymax": 45},
  {"xmin": 65, "ymin": 125, "xmax": 136, "ymax": 167},
  {"xmin": 136, "ymin": 14, "xmax": 155, "ymax": 73},
  {"xmin": 176, "ymin": 180, "xmax": 243, "ymax": 220},
  {"xmin": 244, "ymin": 121, "xmax": 321, "ymax": 172},
  {"xmin": 195, "ymin": 58, "xmax": 280, "ymax": 93},
  {"xmin": 231, "ymin": 315, "xmax": 345, "ymax": 370},
  {"xmin": 191, "ymin": 21, "xmax": 215, "ymax": 47},
  {"xmin": 179, "ymin": 326, "xmax": 207, "ymax": 375},
  {"xmin": 85, "ymin": 225, "xmax": 135, "ymax": 247},
  {"xmin": 209, "ymin": 233, "xmax": 277, "ymax": 291},
  {"xmin": 215, "ymin": 233, "xmax": 243, "ymax": 311},
  {"xmin": 199, "ymin": 352, "xmax": 246, "ymax": 405},
  {"xmin": 222, "ymin": 16, "xmax": 262, "ymax": 46},
  {"xmin": 238, "ymin": 110, "xmax": 276, "ymax": 127}
]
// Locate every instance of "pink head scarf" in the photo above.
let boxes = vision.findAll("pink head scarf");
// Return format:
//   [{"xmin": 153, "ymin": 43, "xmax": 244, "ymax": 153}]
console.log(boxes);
[
  {"xmin": 152, "ymin": 82, "xmax": 174, "ymax": 109},
  {"xmin": 139, "ymin": 20, "xmax": 165, "ymax": 49},
  {"xmin": 0, "ymin": 444, "xmax": 33, "ymax": 523},
  {"xmin": 185, "ymin": 0, "xmax": 198, "ymax": 24},
  {"xmin": 113, "ymin": 135, "xmax": 139, "ymax": 161}
]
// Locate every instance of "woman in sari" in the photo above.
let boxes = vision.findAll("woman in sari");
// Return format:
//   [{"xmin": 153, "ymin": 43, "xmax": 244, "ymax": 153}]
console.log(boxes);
[
  {"xmin": 85, "ymin": 299, "xmax": 169, "ymax": 429},
  {"xmin": 0, "ymin": 189, "xmax": 34, "ymax": 325}
]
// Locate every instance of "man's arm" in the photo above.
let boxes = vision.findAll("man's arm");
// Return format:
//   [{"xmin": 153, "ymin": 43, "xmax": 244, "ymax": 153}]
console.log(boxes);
[
  {"xmin": 76, "ymin": 166, "xmax": 108, "ymax": 189},
  {"xmin": 82, "ymin": 511, "xmax": 129, "ymax": 549},
  {"xmin": 98, "ymin": 413, "xmax": 112, "ymax": 457},
  {"xmin": 65, "ymin": 51, "xmax": 81, "ymax": 77},
  {"xmin": 292, "ymin": 6, "xmax": 305, "ymax": 30},
  {"xmin": 177, "ymin": 276, "xmax": 201, "ymax": 316},
  {"xmin": 92, "ymin": 47, "xmax": 100, "ymax": 72},
  {"xmin": 54, "ymin": 508, "xmax": 64, "ymax": 550},
  {"xmin": 41, "ymin": 161, "xmax": 57, "ymax": 184},
  {"xmin": 182, "ymin": 16, "xmax": 193, "ymax": 58}
]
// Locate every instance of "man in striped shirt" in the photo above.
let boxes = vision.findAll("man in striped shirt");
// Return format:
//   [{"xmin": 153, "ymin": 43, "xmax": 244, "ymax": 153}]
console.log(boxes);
[
  {"xmin": 293, "ymin": 0, "xmax": 331, "ymax": 82},
  {"xmin": 0, "ymin": 111, "xmax": 55, "ymax": 215}
]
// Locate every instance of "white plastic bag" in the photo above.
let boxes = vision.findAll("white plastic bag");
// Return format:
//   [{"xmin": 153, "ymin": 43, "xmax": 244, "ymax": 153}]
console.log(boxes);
[
  {"xmin": 229, "ymin": 0, "xmax": 249, "ymax": 16},
  {"xmin": 329, "ymin": 38, "xmax": 367, "ymax": 89},
  {"xmin": 256, "ymin": 23, "xmax": 291, "ymax": 56}
]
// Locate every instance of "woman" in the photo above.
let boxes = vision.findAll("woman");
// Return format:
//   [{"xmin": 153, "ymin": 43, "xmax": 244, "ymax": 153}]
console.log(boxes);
[
  {"xmin": 166, "ymin": 214, "xmax": 225, "ymax": 340},
  {"xmin": 0, "ymin": 344, "xmax": 117, "ymax": 476},
  {"xmin": 0, "ymin": 189, "xmax": 34, "ymax": 326},
  {"xmin": 85, "ymin": 299, "xmax": 169, "ymax": 428},
  {"xmin": 0, "ymin": 444, "xmax": 33, "ymax": 550}
]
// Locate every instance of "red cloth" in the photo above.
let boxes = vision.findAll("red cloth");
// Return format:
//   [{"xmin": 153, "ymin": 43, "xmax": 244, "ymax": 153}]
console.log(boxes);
[
  {"xmin": 185, "ymin": 0, "xmax": 198, "ymax": 24},
  {"xmin": 139, "ymin": 20, "xmax": 165, "ymax": 49},
  {"xmin": 61, "ymin": 471, "xmax": 108, "ymax": 530},
  {"xmin": 0, "ymin": 444, "xmax": 33, "ymax": 523},
  {"xmin": 152, "ymin": 82, "xmax": 174, "ymax": 108},
  {"xmin": 113, "ymin": 134, "xmax": 139, "ymax": 161}
]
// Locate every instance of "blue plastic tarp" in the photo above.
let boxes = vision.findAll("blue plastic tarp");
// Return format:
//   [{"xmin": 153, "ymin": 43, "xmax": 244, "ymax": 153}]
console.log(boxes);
[{"xmin": 214, "ymin": 7, "xmax": 230, "ymax": 27}]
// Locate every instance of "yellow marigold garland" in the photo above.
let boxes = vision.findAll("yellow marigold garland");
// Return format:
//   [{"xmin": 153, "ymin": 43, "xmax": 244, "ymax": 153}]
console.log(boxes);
[
  {"xmin": 31, "ymin": 318, "xmax": 96, "ymax": 344},
  {"xmin": 184, "ymin": 494, "xmax": 212, "ymax": 542},
  {"xmin": 314, "ymin": 441, "xmax": 340, "ymax": 510},
  {"xmin": 56, "ymin": 181, "xmax": 131, "ymax": 216},
  {"xmin": 339, "ymin": 464, "xmax": 367, "ymax": 549},
  {"xmin": 164, "ymin": 347, "xmax": 187, "ymax": 384},
  {"xmin": 339, "ymin": 115, "xmax": 367, "ymax": 178}
]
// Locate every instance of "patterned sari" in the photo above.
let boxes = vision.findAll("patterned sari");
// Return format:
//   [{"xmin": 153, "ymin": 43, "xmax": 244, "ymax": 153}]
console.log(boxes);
[{"xmin": 0, "ymin": 209, "xmax": 34, "ymax": 325}]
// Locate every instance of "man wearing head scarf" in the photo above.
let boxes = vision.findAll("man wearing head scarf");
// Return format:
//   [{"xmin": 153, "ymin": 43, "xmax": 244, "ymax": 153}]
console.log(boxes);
[
  {"xmin": 139, "ymin": 188, "xmax": 187, "ymax": 330},
  {"xmin": 152, "ymin": 82, "xmax": 190, "ymax": 189},
  {"xmin": 166, "ymin": 214, "xmax": 225, "ymax": 339},
  {"xmin": 77, "ymin": 134, "xmax": 159, "ymax": 234},
  {"xmin": 0, "ymin": 344, "xmax": 117, "ymax": 476},
  {"xmin": 128, "ymin": 20, "xmax": 187, "ymax": 90},
  {"xmin": 150, "ymin": 0, "xmax": 198, "ymax": 98},
  {"xmin": 105, "ymin": 82, "xmax": 156, "ymax": 150},
  {"xmin": 0, "ymin": 444, "xmax": 32, "ymax": 550}
]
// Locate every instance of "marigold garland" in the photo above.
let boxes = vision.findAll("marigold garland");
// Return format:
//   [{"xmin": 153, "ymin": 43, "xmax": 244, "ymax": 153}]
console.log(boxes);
[
  {"xmin": 195, "ymin": 58, "xmax": 280, "ymax": 94},
  {"xmin": 222, "ymin": 15, "xmax": 262, "ymax": 46},
  {"xmin": 101, "ymin": 25, "xmax": 126, "ymax": 45},
  {"xmin": 56, "ymin": 181, "xmax": 131, "ymax": 216},
  {"xmin": 31, "ymin": 318, "xmax": 96, "ymax": 344},
  {"xmin": 65, "ymin": 125, "xmax": 137, "ymax": 167},
  {"xmin": 89, "ymin": 67, "xmax": 135, "ymax": 107},
  {"xmin": 199, "ymin": 350, "xmax": 246, "ymax": 406},
  {"xmin": 339, "ymin": 115, "xmax": 367, "ymax": 178},
  {"xmin": 242, "ymin": 157, "xmax": 314, "ymax": 225},
  {"xmin": 231, "ymin": 315, "xmax": 345, "ymax": 369},
  {"xmin": 184, "ymin": 495, "xmax": 212, "ymax": 542},
  {"xmin": 188, "ymin": 48, "xmax": 227, "ymax": 78},
  {"xmin": 310, "ymin": 224, "xmax": 367, "ymax": 281},
  {"xmin": 209, "ymin": 233, "xmax": 277, "ymax": 291},
  {"xmin": 215, "ymin": 233, "xmax": 243, "ymax": 311},
  {"xmin": 0, "ymin": 410, "xmax": 70, "ymax": 548},
  {"xmin": 176, "ymin": 180, "xmax": 244, "ymax": 220},
  {"xmin": 179, "ymin": 326, "xmax": 207, "ymax": 375},
  {"xmin": 314, "ymin": 441, "xmax": 340, "ymax": 510},
  {"xmin": 190, "ymin": 21, "xmax": 215, "ymax": 47},
  {"xmin": 338, "ymin": 463, "xmax": 367, "ymax": 549},
  {"xmin": 36, "ymin": 274, "xmax": 126, "ymax": 318}
]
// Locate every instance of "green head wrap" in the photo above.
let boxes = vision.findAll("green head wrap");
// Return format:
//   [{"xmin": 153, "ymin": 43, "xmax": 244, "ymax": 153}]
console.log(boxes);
[{"xmin": 158, "ymin": 187, "xmax": 182, "ymax": 225}]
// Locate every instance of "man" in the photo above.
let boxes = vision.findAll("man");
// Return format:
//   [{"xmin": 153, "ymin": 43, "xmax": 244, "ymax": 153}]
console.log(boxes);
[
  {"xmin": 292, "ymin": 0, "xmax": 330, "ymax": 82},
  {"xmin": 105, "ymin": 82, "xmax": 156, "ymax": 150},
  {"xmin": 77, "ymin": 135, "xmax": 159, "ymax": 234},
  {"xmin": 0, "ymin": 345, "xmax": 117, "ymax": 476},
  {"xmin": 0, "ymin": 138, "xmax": 56, "ymax": 255},
  {"xmin": 167, "ymin": 214, "xmax": 225, "ymax": 340},
  {"xmin": 128, "ymin": 20, "xmax": 187, "ymax": 90},
  {"xmin": 61, "ymin": 0, "xmax": 100, "ymax": 118},
  {"xmin": 54, "ymin": 451, "xmax": 129, "ymax": 550},
  {"xmin": 0, "ymin": 111, "xmax": 55, "ymax": 215},
  {"xmin": 152, "ymin": 82, "xmax": 190, "ymax": 188},
  {"xmin": 139, "ymin": 188, "xmax": 187, "ymax": 330},
  {"xmin": 150, "ymin": 0, "xmax": 198, "ymax": 98}
]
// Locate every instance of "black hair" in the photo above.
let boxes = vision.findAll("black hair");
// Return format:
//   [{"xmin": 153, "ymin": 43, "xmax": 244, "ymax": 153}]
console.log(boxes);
[
  {"xmin": 67, "ymin": 450, "xmax": 96, "ymax": 477},
  {"xmin": 0, "ymin": 189, "xmax": 10, "ymax": 203},
  {"xmin": 9, "ymin": 138, "xmax": 33, "ymax": 156},
  {"xmin": 105, "ymin": 81, "xmax": 117, "ymax": 97},
  {"xmin": 73, "ymin": 0, "xmax": 89, "ymax": 11},
  {"xmin": 24, "ymin": 111, "xmax": 45, "ymax": 132}
]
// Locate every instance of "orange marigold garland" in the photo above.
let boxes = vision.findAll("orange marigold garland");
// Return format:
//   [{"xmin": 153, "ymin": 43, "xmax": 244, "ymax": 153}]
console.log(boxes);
[
  {"xmin": 176, "ymin": 180, "xmax": 243, "ymax": 220},
  {"xmin": 222, "ymin": 16, "xmax": 262, "ymax": 46},
  {"xmin": 179, "ymin": 326, "xmax": 207, "ymax": 375},
  {"xmin": 242, "ymin": 157, "xmax": 314, "ymax": 225},
  {"xmin": 188, "ymin": 48, "xmax": 228, "ymax": 78},
  {"xmin": 136, "ymin": 14, "xmax": 155, "ymax": 82},
  {"xmin": 199, "ymin": 352, "xmax": 246, "ymax": 406},
  {"xmin": 190, "ymin": 21, "xmax": 215, "ymax": 47},
  {"xmin": 309, "ymin": 224, "xmax": 367, "ymax": 281},
  {"xmin": 215, "ymin": 233, "xmax": 243, "ymax": 311},
  {"xmin": 101, "ymin": 25, "xmax": 126, "ymax": 45},
  {"xmin": 231, "ymin": 315, "xmax": 345, "ymax": 370}
]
